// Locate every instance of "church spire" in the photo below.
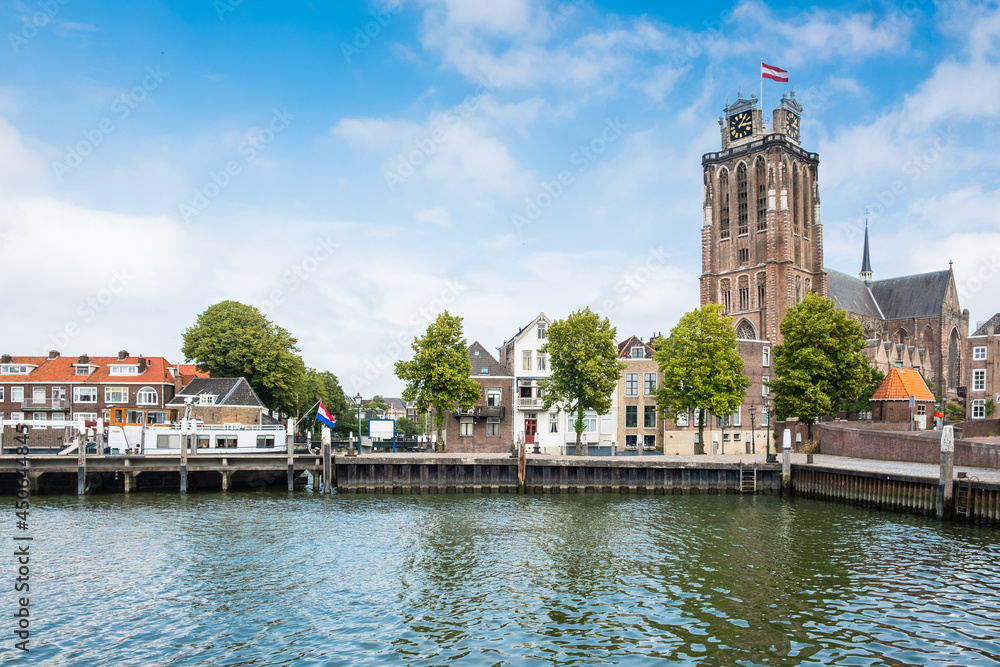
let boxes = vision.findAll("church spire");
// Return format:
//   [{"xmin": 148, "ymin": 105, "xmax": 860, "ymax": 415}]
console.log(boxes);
[{"xmin": 860, "ymin": 207, "xmax": 873, "ymax": 286}]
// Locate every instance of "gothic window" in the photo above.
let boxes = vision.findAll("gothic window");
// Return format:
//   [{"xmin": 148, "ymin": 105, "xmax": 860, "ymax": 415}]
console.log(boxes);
[
  {"xmin": 795, "ymin": 275, "xmax": 802, "ymax": 303},
  {"xmin": 738, "ymin": 247, "xmax": 749, "ymax": 265},
  {"xmin": 805, "ymin": 277, "xmax": 812, "ymax": 294},
  {"xmin": 738, "ymin": 275, "xmax": 750, "ymax": 311},
  {"xmin": 791, "ymin": 163, "xmax": 800, "ymax": 235},
  {"xmin": 737, "ymin": 163, "xmax": 748, "ymax": 235},
  {"xmin": 719, "ymin": 169, "xmax": 730, "ymax": 240},
  {"xmin": 756, "ymin": 158, "xmax": 767, "ymax": 231},
  {"xmin": 736, "ymin": 319, "xmax": 756, "ymax": 340},
  {"xmin": 894, "ymin": 328, "xmax": 908, "ymax": 345},
  {"xmin": 720, "ymin": 279, "xmax": 732, "ymax": 314},
  {"xmin": 803, "ymin": 168, "xmax": 811, "ymax": 239},
  {"xmin": 756, "ymin": 272, "xmax": 766, "ymax": 308},
  {"xmin": 948, "ymin": 329, "xmax": 961, "ymax": 390}
]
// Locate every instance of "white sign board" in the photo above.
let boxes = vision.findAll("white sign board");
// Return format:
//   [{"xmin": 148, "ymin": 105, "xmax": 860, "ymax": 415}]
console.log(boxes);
[{"xmin": 369, "ymin": 419, "xmax": 395, "ymax": 441}]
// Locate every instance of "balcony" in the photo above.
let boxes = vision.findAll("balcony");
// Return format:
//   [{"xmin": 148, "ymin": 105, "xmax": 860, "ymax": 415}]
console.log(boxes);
[
  {"xmin": 476, "ymin": 406, "xmax": 505, "ymax": 419},
  {"xmin": 21, "ymin": 397, "xmax": 70, "ymax": 411},
  {"xmin": 517, "ymin": 397, "xmax": 544, "ymax": 409}
]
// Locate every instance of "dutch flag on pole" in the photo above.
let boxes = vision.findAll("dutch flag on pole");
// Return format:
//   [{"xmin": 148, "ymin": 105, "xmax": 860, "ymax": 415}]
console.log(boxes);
[{"xmin": 317, "ymin": 401, "xmax": 337, "ymax": 428}]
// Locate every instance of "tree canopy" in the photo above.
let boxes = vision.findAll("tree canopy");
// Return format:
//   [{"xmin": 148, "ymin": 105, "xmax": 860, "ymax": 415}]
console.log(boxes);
[
  {"xmin": 298, "ymin": 369, "xmax": 352, "ymax": 437},
  {"xmin": 653, "ymin": 303, "xmax": 750, "ymax": 455},
  {"xmin": 182, "ymin": 300, "xmax": 305, "ymax": 413},
  {"xmin": 540, "ymin": 308, "xmax": 625, "ymax": 451},
  {"xmin": 394, "ymin": 311, "xmax": 481, "ymax": 449},
  {"xmin": 770, "ymin": 292, "xmax": 871, "ymax": 440}
]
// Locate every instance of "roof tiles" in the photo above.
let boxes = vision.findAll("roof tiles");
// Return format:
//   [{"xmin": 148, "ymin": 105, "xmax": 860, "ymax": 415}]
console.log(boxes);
[{"xmin": 871, "ymin": 367, "xmax": 935, "ymax": 402}]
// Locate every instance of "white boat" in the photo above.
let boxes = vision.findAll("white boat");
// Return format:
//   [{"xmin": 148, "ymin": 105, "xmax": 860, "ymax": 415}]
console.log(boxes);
[{"xmin": 105, "ymin": 406, "xmax": 286, "ymax": 455}]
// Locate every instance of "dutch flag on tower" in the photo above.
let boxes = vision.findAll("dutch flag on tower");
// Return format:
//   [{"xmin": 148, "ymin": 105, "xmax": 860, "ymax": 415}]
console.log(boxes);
[{"xmin": 317, "ymin": 401, "xmax": 337, "ymax": 428}]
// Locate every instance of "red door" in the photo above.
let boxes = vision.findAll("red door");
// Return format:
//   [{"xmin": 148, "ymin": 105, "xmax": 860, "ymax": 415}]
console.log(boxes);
[{"xmin": 524, "ymin": 418, "xmax": 537, "ymax": 445}]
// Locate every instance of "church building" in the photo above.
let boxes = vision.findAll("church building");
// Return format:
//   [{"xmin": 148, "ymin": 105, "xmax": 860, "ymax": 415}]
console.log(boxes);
[{"xmin": 700, "ymin": 89, "xmax": 968, "ymax": 422}]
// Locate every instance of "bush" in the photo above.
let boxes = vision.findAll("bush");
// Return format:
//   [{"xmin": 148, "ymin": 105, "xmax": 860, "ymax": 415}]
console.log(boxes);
[{"xmin": 801, "ymin": 439, "xmax": 820, "ymax": 454}]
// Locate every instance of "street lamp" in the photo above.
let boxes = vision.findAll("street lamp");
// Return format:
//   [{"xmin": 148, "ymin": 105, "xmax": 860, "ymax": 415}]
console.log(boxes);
[
  {"xmin": 763, "ymin": 395, "xmax": 773, "ymax": 459},
  {"xmin": 748, "ymin": 403, "xmax": 757, "ymax": 455},
  {"xmin": 353, "ymin": 393, "xmax": 362, "ymax": 456}
]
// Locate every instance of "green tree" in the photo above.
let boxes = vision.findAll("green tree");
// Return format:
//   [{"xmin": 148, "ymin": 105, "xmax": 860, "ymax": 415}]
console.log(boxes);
[
  {"xmin": 653, "ymin": 303, "xmax": 750, "ymax": 455},
  {"xmin": 365, "ymin": 395, "xmax": 389, "ymax": 419},
  {"xmin": 539, "ymin": 308, "xmax": 625, "ymax": 453},
  {"xmin": 297, "ymin": 369, "xmax": 351, "ymax": 438},
  {"xmin": 395, "ymin": 417, "xmax": 421, "ymax": 438},
  {"xmin": 770, "ymin": 292, "xmax": 871, "ymax": 441},
  {"xmin": 838, "ymin": 366, "xmax": 884, "ymax": 418},
  {"xmin": 395, "ymin": 311, "xmax": 481, "ymax": 450},
  {"xmin": 181, "ymin": 300, "xmax": 305, "ymax": 413}
]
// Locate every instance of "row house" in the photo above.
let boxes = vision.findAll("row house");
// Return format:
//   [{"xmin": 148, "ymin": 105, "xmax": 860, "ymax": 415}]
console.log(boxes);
[
  {"xmin": 0, "ymin": 351, "xmax": 182, "ymax": 428},
  {"xmin": 443, "ymin": 342, "xmax": 514, "ymax": 453},
  {"xmin": 967, "ymin": 314, "xmax": 1000, "ymax": 421},
  {"xmin": 499, "ymin": 313, "xmax": 617, "ymax": 454}
]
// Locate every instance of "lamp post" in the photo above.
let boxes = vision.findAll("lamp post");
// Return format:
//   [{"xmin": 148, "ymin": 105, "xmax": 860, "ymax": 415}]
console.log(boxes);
[
  {"xmin": 748, "ymin": 404, "xmax": 757, "ymax": 455},
  {"xmin": 353, "ymin": 393, "xmax": 362, "ymax": 456},
  {"xmin": 763, "ymin": 395, "xmax": 773, "ymax": 458}
]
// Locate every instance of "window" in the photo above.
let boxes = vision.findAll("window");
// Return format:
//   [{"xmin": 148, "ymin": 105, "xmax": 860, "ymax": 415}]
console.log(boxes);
[
  {"xmin": 643, "ymin": 435, "xmax": 657, "ymax": 450},
  {"xmin": 756, "ymin": 159, "xmax": 767, "ymax": 231},
  {"xmin": 34, "ymin": 413, "xmax": 46, "ymax": 422},
  {"xmin": 601, "ymin": 414, "xmax": 612, "ymax": 434},
  {"xmin": 762, "ymin": 376, "xmax": 770, "ymax": 396},
  {"xmin": 486, "ymin": 387, "xmax": 501, "ymax": 407},
  {"xmin": 973, "ymin": 369, "xmax": 986, "ymax": 392},
  {"xmin": 33, "ymin": 387, "xmax": 46, "ymax": 402},
  {"xmin": 0, "ymin": 387, "xmax": 3, "ymax": 401},
  {"xmin": 522, "ymin": 350, "xmax": 532, "ymax": 371},
  {"xmin": 216, "ymin": 435, "xmax": 238, "ymax": 448},
  {"xmin": 537, "ymin": 353, "xmax": 548, "ymax": 371},
  {"xmin": 487, "ymin": 417, "xmax": 501, "ymax": 436},
  {"xmin": 762, "ymin": 347, "xmax": 770, "ymax": 367},
  {"xmin": 719, "ymin": 169, "xmax": 730, "ymax": 240},
  {"xmin": 644, "ymin": 373, "xmax": 657, "ymax": 395},
  {"xmin": 973, "ymin": 346, "xmax": 987, "ymax": 361},
  {"xmin": 137, "ymin": 387, "xmax": 158, "ymax": 405},
  {"xmin": 625, "ymin": 405, "xmax": 637, "ymax": 428},
  {"xmin": 52, "ymin": 387, "xmax": 66, "ymax": 401},
  {"xmin": 109, "ymin": 365, "xmax": 139, "ymax": 376},
  {"xmin": 157, "ymin": 434, "xmax": 180, "ymax": 449},
  {"xmin": 460, "ymin": 417, "xmax": 473, "ymax": 437},
  {"xmin": 12, "ymin": 387, "xmax": 24, "ymax": 402},
  {"xmin": 145, "ymin": 411, "xmax": 167, "ymax": 425},
  {"xmin": 256, "ymin": 435, "xmax": 275, "ymax": 449},
  {"xmin": 676, "ymin": 411, "xmax": 689, "ymax": 427},
  {"xmin": 73, "ymin": 412, "xmax": 98, "ymax": 424},
  {"xmin": 737, "ymin": 163, "xmax": 748, "ymax": 235},
  {"xmin": 549, "ymin": 413, "xmax": 558, "ymax": 433},
  {"xmin": 761, "ymin": 408, "xmax": 769, "ymax": 427},
  {"xmin": 126, "ymin": 410, "xmax": 145, "ymax": 425},
  {"xmin": 722, "ymin": 288, "xmax": 732, "ymax": 313},
  {"xmin": 197, "ymin": 436, "xmax": 210, "ymax": 449},
  {"xmin": 732, "ymin": 407, "xmax": 741, "ymax": 427},
  {"xmin": 582, "ymin": 411, "xmax": 598, "ymax": 433},
  {"xmin": 738, "ymin": 283, "xmax": 750, "ymax": 309},
  {"xmin": 631, "ymin": 346, "xmax": 645, "ymax": 359},
  {"xmin": 537, "ymin": 323, "xmax": 547, "ymax": 339},
  {"xmin": 917, "ymin": 405, "xmax": 926, "ymax": 416},
  {"xmin": 75, "ymin": 365, "xmax": 92, "ymax": 376},
  {"xmin": 757, "ymin": 283, "xmax": 765, "ymax": 308},
  {"xmin": 644, "ymin": 405, "xmax": 657, "ymax": 428},
  {"xmin": 74, "ymin": 387, "xmax": 97, "ymax": 403},
  {"xmin": 625, "ymin": 373, "xmax": 638, "ymax": 396},
  {"xmin": 625, "ymin": 435, "xmax": 638, "ymax": 449},
  {"xmin": 105, "ymin": 387, "xmax": 129, "ymax": 404},
  {"xmin": 0, "ymin": 365, "xmax": 30, "ymax": 375},
  {"xmin": 10, "ymin": 412, "xmax": 23, "ymax": 421},
  {"xmin": 972, "ymin": 399, "xmax": 985, "ymax": 419},
  {"xmin": 199, "ymin": 394, "xmax": 217, "ymax": 405}
]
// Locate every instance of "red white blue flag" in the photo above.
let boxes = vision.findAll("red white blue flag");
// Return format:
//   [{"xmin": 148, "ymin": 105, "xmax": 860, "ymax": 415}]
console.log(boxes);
[{"xmin": 317, "ymin": 401, "xmax": 337, "ymax": 428}]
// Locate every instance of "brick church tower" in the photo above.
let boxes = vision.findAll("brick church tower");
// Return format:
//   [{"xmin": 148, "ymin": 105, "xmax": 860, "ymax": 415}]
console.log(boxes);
[{"xmin": 700, "ymin": 89, "xmax": 826, "ymax": 344}]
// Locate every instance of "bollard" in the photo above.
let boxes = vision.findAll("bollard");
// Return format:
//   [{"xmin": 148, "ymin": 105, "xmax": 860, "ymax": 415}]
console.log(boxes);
[
  {"xmin": 782, "ymin": 429, "xmax": 792, "ymax": 492},
  {"xmin": 322, "ymin": 426, "xmax": 332, "ymax": 494},
  {"xmin": 937, "ymin": 425, "xmax": 955, "ymax": 519},
  {"xmin": 287, "ymin": 418, "xmax": 297, "ymax": 492}
]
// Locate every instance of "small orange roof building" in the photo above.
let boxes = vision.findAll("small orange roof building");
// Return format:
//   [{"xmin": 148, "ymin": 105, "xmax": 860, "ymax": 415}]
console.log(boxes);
[{"xmin": 871, "ymin": 367, "xmax": 935, "ymax": 402}]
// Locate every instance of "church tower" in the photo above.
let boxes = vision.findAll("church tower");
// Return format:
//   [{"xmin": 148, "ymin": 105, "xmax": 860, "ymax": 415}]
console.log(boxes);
[
  {"xmin": 859, "ymin": 215, "xmax": 873, "ymax": 285},
  {"xmin": 700, "ymin": 89, "xmax": 826, "ymax": 343}
]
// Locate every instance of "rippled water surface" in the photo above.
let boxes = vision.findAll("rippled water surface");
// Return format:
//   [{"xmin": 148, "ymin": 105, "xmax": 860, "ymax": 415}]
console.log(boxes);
[{"xmin": 11, "ymin": 492, "xmax": 1000, "ymax": 666}]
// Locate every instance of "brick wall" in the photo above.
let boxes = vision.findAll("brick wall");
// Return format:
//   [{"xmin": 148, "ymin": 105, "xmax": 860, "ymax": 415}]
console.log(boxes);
[{"xmin": 819, "ymin": 422, "xmax": 1000, "ymax": 469}]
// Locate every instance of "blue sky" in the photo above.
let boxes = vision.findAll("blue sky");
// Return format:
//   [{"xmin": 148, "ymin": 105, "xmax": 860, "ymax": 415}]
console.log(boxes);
[{"xmin": 2, "ymin": 0, "xmax": 999, "ymax": 397}]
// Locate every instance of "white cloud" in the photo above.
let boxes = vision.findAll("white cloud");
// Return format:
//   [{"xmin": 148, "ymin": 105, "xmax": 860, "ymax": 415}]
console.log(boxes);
[{"xmin": 416, "ymin": 206, "xmax": 451, "ymax": 227}]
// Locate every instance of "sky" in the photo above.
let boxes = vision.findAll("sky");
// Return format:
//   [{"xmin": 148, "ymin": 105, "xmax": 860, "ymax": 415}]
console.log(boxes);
[{"xmin": 2, "ymin": 0, "xmax": 1000, "ymax": 398}]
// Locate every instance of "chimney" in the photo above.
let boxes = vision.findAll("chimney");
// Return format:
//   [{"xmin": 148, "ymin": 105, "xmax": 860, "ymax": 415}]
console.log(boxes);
[
  {"xmin": 118, "ymin": 350, "xmax": 129, "ymax": 361},
  {"xmin": 78, "ymin": 354, "xmax": 90, "ymax": 364},
  {"xmin": 138, "ymin": 356, "xmax": 148, "ymax": 373},
  {"xmin": 48, "ymin": 350, "xmax": 60, "ymax": 360},
  {"xmin": 1, "ymin": 354, "xmax": 11, "ymax": 363}
]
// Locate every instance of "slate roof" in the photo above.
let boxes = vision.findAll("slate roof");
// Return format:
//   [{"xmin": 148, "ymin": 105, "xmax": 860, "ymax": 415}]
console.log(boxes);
[
  {"xmin": 869, "ymin": 270, "xmax": 951, "ymax": 320},
  {"xmin": 973, "ymin": 313, "xmax": 1000, "ymax": 337},
  {"xmin": 825, "ymin": 268, "xmax": 883, "ymax": 320},
  {"xmin": 871, "ymin": 367, "xmax": 935, "ymax": 402},
  {"xmin": 469, "ymin": 341, "xmax": 511, "ymax": 377},
  {"xmin": 385, "ymin": 397, "xmax": 407, "ymax": 411},
  {"xmin": 618, "ymin": 335, "xmax": 655, "ymax": 358},
  {"xmin": 167, "ymin": 377, "xmax": 265, "ymax": 407}
]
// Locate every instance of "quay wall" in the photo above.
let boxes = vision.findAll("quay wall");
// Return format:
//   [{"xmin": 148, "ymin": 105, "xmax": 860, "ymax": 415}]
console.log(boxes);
[{"xmin": 819, "ymin": 422, "xmax": 1000, "ymax": 469}]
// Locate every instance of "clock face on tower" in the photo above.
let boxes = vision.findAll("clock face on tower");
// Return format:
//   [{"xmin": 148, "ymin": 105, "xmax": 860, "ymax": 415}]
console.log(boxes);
[
  {"xmin": 728, "ymin": 111, "xmax": 752, "ymax": 140},
  {"xmin": 786, "ymin": 112, "xmax": 800, "ymax": 141}
]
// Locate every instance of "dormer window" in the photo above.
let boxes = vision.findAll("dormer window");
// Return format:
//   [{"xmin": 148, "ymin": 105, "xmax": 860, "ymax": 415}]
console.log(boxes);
[
  {"xmin": 630, "ymin": 346, "xmax": 645, "ymax": 359},
  {"xmin": 75, "ymin": 365, "xmax": 94, "ymax": 376},
  {"xmin": 1, "ymin": 365, "xmax": 31, "ymax": 375},
  {"xmin": 109, "ymin": 365, "xmax": 139, "ymax": 376},
  {"xmin": 199, "ymin": 394, "xmax": 217, "ymax": 405}
]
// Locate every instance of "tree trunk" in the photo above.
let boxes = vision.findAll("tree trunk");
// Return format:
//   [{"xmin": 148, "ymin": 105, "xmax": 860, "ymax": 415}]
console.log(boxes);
[
  {"xmin": 806, "ymin": 419, "xmax": 814, "ymax": 444},
  {"xmin": 575, "ymin": 405, "xmax": 585, "ymax": 456},
  {"xmin": 696, "ymin": 409, "xmax": 706, "ymax": 455}
]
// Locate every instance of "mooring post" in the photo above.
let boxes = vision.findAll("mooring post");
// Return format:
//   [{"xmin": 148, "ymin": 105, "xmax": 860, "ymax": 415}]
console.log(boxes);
[
  {"xmin": 76, "ymin": 430, "xmax": 86, "ymax": 495},
  {"xmin": 179, "ymin": 418, "xmax": 189, "ymax": 494},
  {"xmin": 287, "ymin": 417, "xmax": 296, "ymax": 492},
  {"xmin": 937, "ymin": 425, "xmax": 955, "ymax": 519},
  {"xmin": 518, "ymin": 438, "xmax": 526, "ymax": 492},
  {"xmin": 782, "ymin": 428, "xmax": 792, "ymax": 492},
  {"xmin": 322, "ymin": 426, "xmax": 332, "ymax": 494}
]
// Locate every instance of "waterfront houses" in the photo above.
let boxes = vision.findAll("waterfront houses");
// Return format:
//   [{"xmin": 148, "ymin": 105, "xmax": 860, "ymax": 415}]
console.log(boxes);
[
  {"xmin": 967, "ymin": 315, "xmax": 1000, "ymax": 421},
  {"xmin": 443, "ymin": 342, "xmax": 514, "ymax": 453}
]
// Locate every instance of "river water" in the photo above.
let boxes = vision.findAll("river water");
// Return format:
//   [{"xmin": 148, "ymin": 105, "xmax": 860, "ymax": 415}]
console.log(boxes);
[{"xmin": 10, "ymin": 492, "xmax": 1000, "ymax": 666}]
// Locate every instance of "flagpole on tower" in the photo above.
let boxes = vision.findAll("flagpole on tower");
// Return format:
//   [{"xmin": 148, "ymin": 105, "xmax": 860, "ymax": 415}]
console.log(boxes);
[{"xmin": 760, "ymin": 58, "xmax": 764, "ymax": 125}]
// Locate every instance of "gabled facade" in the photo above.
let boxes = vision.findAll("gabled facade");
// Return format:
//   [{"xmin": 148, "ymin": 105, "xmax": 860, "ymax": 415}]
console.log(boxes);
[
  {"xmin": 166, "ymin": 377, "xmax": 269, "ymax": 425},
  {"xmin": 616, "ymin": 335, "xmax": 667, "ymax": 452},
  {"xmin": 870, "ymin": 366, "xmax": 936, "ymax": 428},
  {"xmin": 443, "ymin": 342, "xmax": 514, "ymax": 452},
  {"xmin": 967, "ymin": 315, "xmax": 1000, "ymax": 420}
]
